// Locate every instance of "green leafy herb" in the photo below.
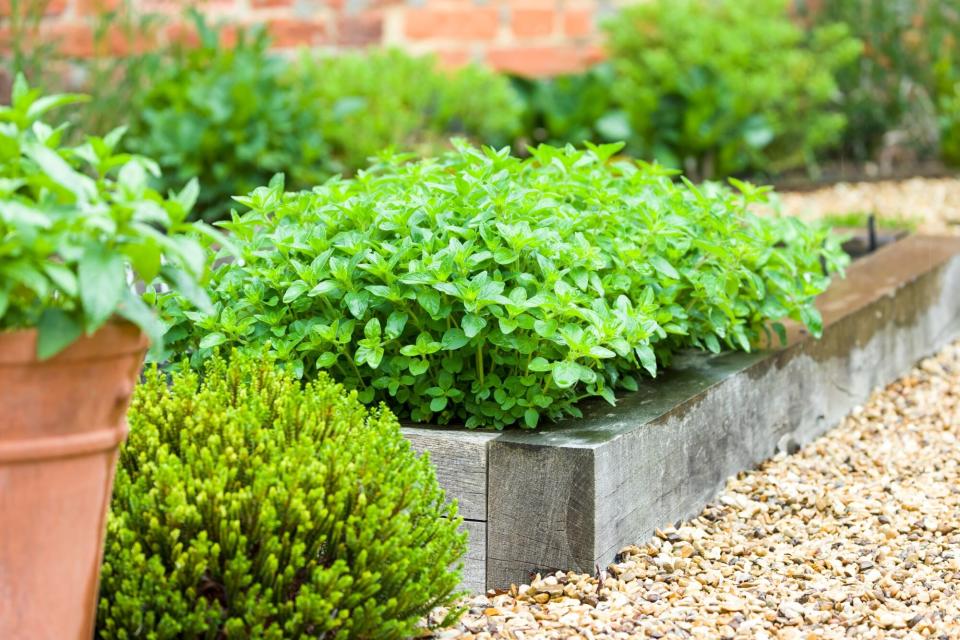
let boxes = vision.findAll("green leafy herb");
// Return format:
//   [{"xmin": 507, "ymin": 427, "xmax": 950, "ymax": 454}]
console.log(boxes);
[
  {"xmin": 124, "ymin": 12, "xmax": 329, "ymax": 222},
  {"xmin": 605, "ymin": 0, "xmax": 862, "ymax": 178},
  {"xmin": 161, "ymin": 142, "xmax": 847, "ymax": 429},
  {"xmin": 0, "ymin": 75, "xmax": 215, "ymax": 358},
  {"xmin": 290, "ymin": 48, "xmax": 523, "ymax": 174}
]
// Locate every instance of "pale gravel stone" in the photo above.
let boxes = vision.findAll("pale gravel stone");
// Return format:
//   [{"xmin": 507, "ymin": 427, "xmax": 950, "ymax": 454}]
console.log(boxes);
[
  {"xmin": 427, "ymin": 340, "xmax": 960, "ymax": 639},
  {"xmin": 767, "ymin": 177, "xmax": 960, "ymax": 234}
]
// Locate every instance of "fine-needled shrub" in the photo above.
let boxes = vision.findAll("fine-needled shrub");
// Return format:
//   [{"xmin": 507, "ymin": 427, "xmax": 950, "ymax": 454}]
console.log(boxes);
[
  {"xmin": 605, "ymin": 0, "xmax": 861, "ymax": 179},
  {"xmin": 160, "ymin": 142, "xmax": 847, "ymax": 429},
  {"xmin": 97, "ymin": 352, "xmax": 466, "ymax": 638}
]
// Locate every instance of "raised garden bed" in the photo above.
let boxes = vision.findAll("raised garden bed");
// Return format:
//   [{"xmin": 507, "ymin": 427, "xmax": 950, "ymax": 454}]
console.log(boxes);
[{"xmin": 404, "ymin": 234, "xmax": 960, "ymax": 592}]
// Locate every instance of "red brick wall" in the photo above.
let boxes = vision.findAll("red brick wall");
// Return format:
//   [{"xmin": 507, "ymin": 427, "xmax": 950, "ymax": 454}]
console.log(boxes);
[{"xmin": 2, "ymin": 0, "xmax": 610, "ymax": 76}]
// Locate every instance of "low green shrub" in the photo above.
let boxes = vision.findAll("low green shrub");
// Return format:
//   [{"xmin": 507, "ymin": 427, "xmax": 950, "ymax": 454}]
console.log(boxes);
[
  {"xmin": 160, "ymin": 143, "xmax": 846, "ymax": 429},
  {"xmin": 511, "ymin": 63, "xmax": 633, "ymax": 150},
  {"xmin": 940, "ymin": 86, "xmax": 960, "ymax": 166},
  {"xmin": 97, "ymin": 351, "xmax": 465, "ymax": 638},
  {"xmin": 819, "ymin": 211, "xmax": 918, "ymax": 233},
  {"xmin": 291, "ymin": 48, "xmax": 522, "ymax": 174},
  {"xmin": 126, "ymin": 25, "xmax": 521, "ymax": 221},
  {"xmin": 125, "ymin": 14, "xmax": 328, "ymax": 221},
  {"xmin": 800, "ymin": 0, "xmax": 960, "ymax": 164},
  {"xmin": 935, "ymin": 50, "xmax": 960, "ymax": 167},
  {"xmin": 605, "ymin": 0, "xmax": 862, "ymax": 179}
]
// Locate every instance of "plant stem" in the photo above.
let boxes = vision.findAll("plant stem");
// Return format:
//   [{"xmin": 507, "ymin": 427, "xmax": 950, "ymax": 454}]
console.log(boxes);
[{"xmin": 476, "ymin": 341, "xmax": 484, "ymax": 386}]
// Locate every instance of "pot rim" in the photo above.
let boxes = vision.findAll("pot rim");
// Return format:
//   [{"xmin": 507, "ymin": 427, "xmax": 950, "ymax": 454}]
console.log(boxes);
[{"xmin": 0, "ymin": 320, "xmax": 149, "ymax": 365}]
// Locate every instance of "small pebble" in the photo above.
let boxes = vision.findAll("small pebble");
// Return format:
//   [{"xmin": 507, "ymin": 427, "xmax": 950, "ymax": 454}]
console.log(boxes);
[{"xmin": 428, "ymin": 341, "xmax": 960, "ymax": 638}]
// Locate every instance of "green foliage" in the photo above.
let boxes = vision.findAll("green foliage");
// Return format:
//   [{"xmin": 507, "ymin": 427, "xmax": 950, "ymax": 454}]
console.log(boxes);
[
  {"xmin": 939, "ymin": 86, "xmax": 960, "ymax": 166},
  {"xmin": 291, "ymin": 48, "xmax": 522, "ymax": 174},
  {"xmin": 2, "ymin": 0, "xmax": 170, "ymax": 137},
  {"xmin": 0, "ymin": 0, "xmax": 60, "ymax": 97},
  {"xmin": 511, "ymin": 63, "xmax": 633, "ymax": 149},
  {"xmin": 160, "ymin": 143, "xmax": 846, "ymax": 429},
  {"xmin": 77, "ymin": 1, "xmax": 168, "ymax": 138},
  {"xmin": 605, "ymin": 0, "xmax": 862, "ymax": 179},
  {"xmin": 0, "ymin": 75, "xmax": 212, "ymax": 358},
  {"xmin": 98, "ymin": 351, "xmax": 465, "ymax": 639},
  {"xmin": 125, "ymin": 13, "xmax": 328, "ymax": 222},
  {"xmin": 800, "ymin": 0, "xmax": 960, "ymax": 163},
  {"xmin": 126, "ymin": 28, "xmax": 521, "ymax": 221},
  {"xmin": 819, "ymin": 211, "xmax": 918, "ymax": 233},
  {"xmin": 935, "ymin": 48, "xmax": 960, "ymax": 167}
]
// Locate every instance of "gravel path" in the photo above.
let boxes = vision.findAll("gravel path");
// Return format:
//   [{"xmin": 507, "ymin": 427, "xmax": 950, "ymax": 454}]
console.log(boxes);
[
  {"xmin": 430, "ymin": 340, "xmax": 960, "ymax": 639},
  {"xmin": 773, "ymin": 177, "xmax": 960, "ymax": 235}
]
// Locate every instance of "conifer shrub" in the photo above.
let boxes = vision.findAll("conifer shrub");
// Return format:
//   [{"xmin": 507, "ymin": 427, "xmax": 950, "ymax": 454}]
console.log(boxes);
[
  {"xmin": 97, "ymin": 352, "xmax": 465, "ymax": 639},
  {"xmin": 159, "ymin": 142, "xmax": 847, "ymax": 429}
]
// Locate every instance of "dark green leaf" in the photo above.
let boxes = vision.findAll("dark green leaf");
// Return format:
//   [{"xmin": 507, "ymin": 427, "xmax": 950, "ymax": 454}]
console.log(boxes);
[
  {"xmin": 78, "ymin": 245, "xmax": 126, "ymax": 333},
  {"xmin": 37, "ymin": 309, "xmax": 83, "ymax": 360}
]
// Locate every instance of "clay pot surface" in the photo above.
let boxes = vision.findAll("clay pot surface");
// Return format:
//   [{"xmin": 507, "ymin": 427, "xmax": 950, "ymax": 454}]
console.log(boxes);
[{"xmin": 0, "ymin": 322, "xmax": 147, "ymax": 640}]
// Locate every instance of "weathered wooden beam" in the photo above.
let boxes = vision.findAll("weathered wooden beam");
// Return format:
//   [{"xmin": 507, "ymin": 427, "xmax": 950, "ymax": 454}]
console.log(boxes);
[{"xmin": 405, "ymin": 235, "xmax": 960, "ymax": 591}]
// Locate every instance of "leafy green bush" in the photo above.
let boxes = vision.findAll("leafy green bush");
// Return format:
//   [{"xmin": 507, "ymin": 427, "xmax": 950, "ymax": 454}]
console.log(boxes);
[
  {"xmin": 511, "ymin": 63, "xmax": 634, "ymax": 150},
  {"xmin": 126, "ymin": 27, "xmax": 521, "ymax": 221},
  {"xmin": 0, "ymin": 75, "xmax": 213, "ymax": 358},
  {"xmin": 160, "ymin": 142, "xmax": 846, "ymax": 429},
  {"xmin": 819, "ymin": 211, "xmax": 918, "ymax": 233},
  {"xmin": 800, "ymin": 0, "xmax": 960, "ymax": 163},
  {"xmin": 98, "ymin": 352, "xmax": 465, "ymax": 638},
  {"xmin": 935, "ymin": 44, "xmax": 960, "ymax": 167},
  {"xmin": 605, "ymin": 0, "xmax": 862, "ymax": 179},
  {"xmin": 291, "ymin": 48, "xmax": 522, "ymax": 174},
  {"xmin": 125, "ymin": 14, "xmax": 328, "ymax": 221},
  {"xmin": 939, "ymin": 86, "xmax": 960, "ymax": 166}
]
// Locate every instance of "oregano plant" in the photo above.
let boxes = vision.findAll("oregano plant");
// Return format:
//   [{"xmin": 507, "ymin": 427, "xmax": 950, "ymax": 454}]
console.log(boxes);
[{"xmin": 160, "ymin": 142, "xmax": 847, "ymax": 429}]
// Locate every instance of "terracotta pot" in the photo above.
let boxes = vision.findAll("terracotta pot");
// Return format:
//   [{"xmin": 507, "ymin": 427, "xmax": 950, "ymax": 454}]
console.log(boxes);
[{"xmin": 0, "ymin": 322, "xmax": 148, "ymax": 640}]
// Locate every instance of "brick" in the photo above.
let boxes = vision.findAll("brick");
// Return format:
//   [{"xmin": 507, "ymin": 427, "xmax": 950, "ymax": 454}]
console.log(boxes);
[
  {"xmin": 103, "ymin": 24, "xmax": 161, "ymax": 55},
  {"xmin": 0, "ymin": 27, "xmax": 12, "ymax": 54},
  {"xmin": 163, "ymin": 21, "xmax": 203, "ymax": 48},
  {"xmin": 404, "ymin": 7, "xmax": 499, "ymax": 41},
  {"xmin": 75, "ymin": 0, "xmax": 122, "ymax": 15},
  {"xmin": 562, "ymin": 7, "xmax": 592, "ymax": 38},
  {"xmin": 581, "ymin": 42, "xmax": 605, "ymax": 65},
  {"xmin": 511, "ymin": 7, "xmax": 556, "ymax": 38},
  {"xmin": 163, "ymin": 20, "xmax": 238, "ymax": 49},
  {"xmin": 486, "ymin": 44, "xmax": 590, "ymax": 76},
  {"xmin": 0, "ymin": 0, "xmax": 67, "ymax": 15},
  {"xmin": 44, "ymin": 24, "xmax": 96, "ymax": 57},
  {"xmin": 136, "ymin": 0, "xmax": 236, "ymax": 16},
  {"xmin": 435, "ymin": 48, "xmax": 472, "ymax": 68},
  {"xmin": 267, "ymin": 18, "xmax": 327, "ymax": 48},
  {"xmin": 251, "ymin": 0, "xmax": 295, "ymax": 7},
  {"xmin": 335, "ymin": 12, "xmax": 383, "ymax": 46}
]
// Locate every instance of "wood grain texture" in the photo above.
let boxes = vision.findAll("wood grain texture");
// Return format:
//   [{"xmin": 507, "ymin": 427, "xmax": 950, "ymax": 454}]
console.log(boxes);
[
  {"xmin": 404, "ymin": 238, "xmax": 960, "ymax": 590},
  {"xmin": 461, "ymin": 519, "xmax": 486, "ymax": 594},
  {"xmin": 486, "ymin": 442, "xmax": 595, "ymax": 587},
  {"xmin": 402, "ymin": 427, "xmax": 497, "ymax": 521},
  {"xmin": 484, "ymin": 238, "xmax": 960, "ymax": 588}
]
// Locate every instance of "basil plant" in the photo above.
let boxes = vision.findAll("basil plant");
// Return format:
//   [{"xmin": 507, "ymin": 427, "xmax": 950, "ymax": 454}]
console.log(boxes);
[{"xmin": 0, "ymin": 75, "xmax": 216, "ymax": 358}]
